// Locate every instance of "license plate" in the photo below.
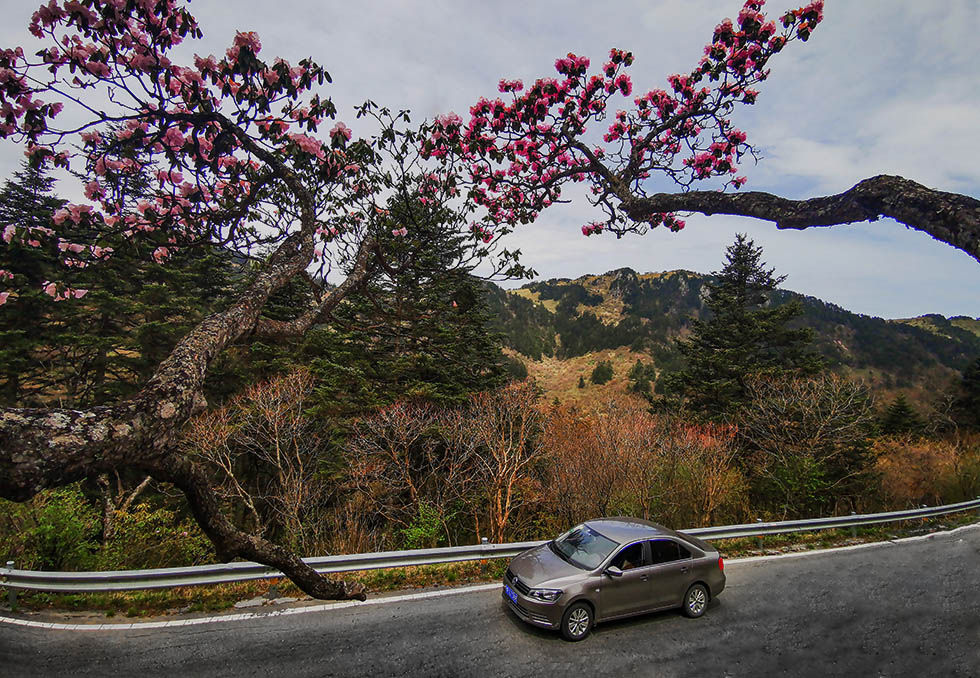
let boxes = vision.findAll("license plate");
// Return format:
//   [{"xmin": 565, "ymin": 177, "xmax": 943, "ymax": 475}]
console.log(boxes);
[{"xmin": 504, "ymin": 584, "xmax": 518, "ymax": 603}]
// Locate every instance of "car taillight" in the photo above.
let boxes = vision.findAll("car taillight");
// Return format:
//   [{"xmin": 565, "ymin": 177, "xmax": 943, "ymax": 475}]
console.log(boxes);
[{"xmin": 718, "ymin": 556, "xmax": 724, "ymax": 571}]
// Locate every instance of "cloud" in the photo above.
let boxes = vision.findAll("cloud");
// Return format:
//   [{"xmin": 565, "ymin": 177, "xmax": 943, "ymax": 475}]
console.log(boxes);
[{"xmin": 0, "ymin": 0, "xmax": 977, "ymax": 317}]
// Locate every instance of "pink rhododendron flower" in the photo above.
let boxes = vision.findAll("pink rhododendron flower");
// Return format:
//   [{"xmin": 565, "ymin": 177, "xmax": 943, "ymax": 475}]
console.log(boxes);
[
  {"xmin": 1, "ymin": 224, "xmax": 15, "ymax": 243},
  {"xmin": 0, "ymin": 292, "xmax": 9, "ymax": 306},
  {"xmin": 391, "ymin": 227, "xmax": 408, "ymax": 237},
  {"xmin": 83, "ymin": 180, "xmax": 104, "ymax": 200},
  {"xmin": 329, "ymin": 122, "xmax": 351, "ymax": 142}
]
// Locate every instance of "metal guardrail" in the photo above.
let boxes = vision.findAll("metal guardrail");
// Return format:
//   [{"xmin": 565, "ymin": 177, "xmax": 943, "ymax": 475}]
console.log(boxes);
[{"xmin": 2, "ymin": 497, "xmax": 978, "ymax": 595}]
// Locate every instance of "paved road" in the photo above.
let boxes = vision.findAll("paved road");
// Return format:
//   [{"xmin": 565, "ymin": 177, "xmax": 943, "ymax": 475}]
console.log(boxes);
[{"xmin": 3, "ymin": 526, "xmax": 979, "ymax": 677}]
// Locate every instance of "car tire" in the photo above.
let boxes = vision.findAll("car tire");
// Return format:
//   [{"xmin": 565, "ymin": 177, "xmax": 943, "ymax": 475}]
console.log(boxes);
[
  {"xmin": 682, "ymin": 583, "xmax": 709, "ymax": 618},
  {"xmin": 560, "ymin": 602, "xmax": 594, "ymax": 641}
]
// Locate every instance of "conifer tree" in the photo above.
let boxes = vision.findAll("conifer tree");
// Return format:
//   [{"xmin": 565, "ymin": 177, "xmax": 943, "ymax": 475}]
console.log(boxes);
[
  {"xmin": 952, "ymin": 357, "xmax": 980, "ymax": 430},
  {"xmin": 590, "ymin": 360, "xmax": 614, "ymax": 385},
  {"xmin": 0, "ymin": 160, "xmax": 238, "ymax": 407},
  {"xmin": 879, "ymin": 393, "xmax": 925, "ymax": 436},
  {"xmin": 0, "ymin": 161, "xmax": 66, "ymax": 404},
  {"xmin": 305, "ymin": 200, "xmax": 509, "ymax": 420},
  {"xmin": 659, "ymin": 233, "xmax": 822, "ymax": 419}
]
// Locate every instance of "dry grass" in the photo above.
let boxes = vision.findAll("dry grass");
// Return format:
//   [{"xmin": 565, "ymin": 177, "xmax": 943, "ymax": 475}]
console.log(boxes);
[{"xmin": 523, "ymin": 347, "xmax": 654, "ymax": 404}]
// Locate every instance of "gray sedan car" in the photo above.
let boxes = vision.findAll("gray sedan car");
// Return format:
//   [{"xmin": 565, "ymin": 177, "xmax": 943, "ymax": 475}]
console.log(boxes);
[{"xmin": 502, "ymin": 517, "xmax": 726, "ymax": 640}]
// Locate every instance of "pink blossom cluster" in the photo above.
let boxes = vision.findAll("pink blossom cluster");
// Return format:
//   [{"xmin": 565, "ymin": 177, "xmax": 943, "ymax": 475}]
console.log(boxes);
[
  {"xmin": 428, "ymin": 0, "xmax": 822, "ymax": 239},
  {"xmin": 330, "ymin": 121, "xmax": 351, "ymax": 142},
  {"xmin": 469, "ymin": 223, "xmax": 494, "ymax": 243},
  {"xmin": 42, "ymin": 280, "xmax": 87, "ymax": 301},
  {"xmin": 0, "ymin": 0, "xmax": 360, "ymax": 304}
]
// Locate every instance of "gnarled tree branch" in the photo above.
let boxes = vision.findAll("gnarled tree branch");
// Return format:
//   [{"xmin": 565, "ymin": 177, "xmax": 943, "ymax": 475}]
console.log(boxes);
[
  {"xmin": 619, "ymin": 175, "xmax": 980, "ymax": 264},
  {"xmin": 252, "ymin": 237, "xmax": 377, "ymax": 339}
]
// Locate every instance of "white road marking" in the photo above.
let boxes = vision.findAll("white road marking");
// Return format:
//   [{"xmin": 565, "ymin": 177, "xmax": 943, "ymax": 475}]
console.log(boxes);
[
  {"xmin": 0, "ymin": 583, "xmax": 503, "ymax": 631},
  {"xmin": 2, "ymin": 522, "xmax": 976, "ymax": 632}
]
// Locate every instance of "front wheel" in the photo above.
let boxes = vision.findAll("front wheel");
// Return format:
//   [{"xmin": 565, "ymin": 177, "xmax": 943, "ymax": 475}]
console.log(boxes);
[
  {"xmin": 561, "ymin": 602, "xmax": 594, "ymax": 641},
  {"xmin": 682, "ymin": 583, "xmax": 709, "ymax": 618}
]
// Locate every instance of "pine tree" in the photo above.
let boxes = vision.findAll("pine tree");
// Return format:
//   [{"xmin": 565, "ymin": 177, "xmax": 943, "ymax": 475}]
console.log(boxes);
[
  {"xmin": 879, "ymin": 393, "xmax": 925, "ymax": 436},
  {"xmin": 952, "ymin": 357, "xmax": 980, "ymax": 431},
  {"xmin": 304, "ymin": 200, "xmax": 509, "ymax": 421},
  {"xmin": 0, "ymin": 161, "xmax": 67, "ymax": 405},
  {"xmin": 0, "ymin": 161, "xmax": 239, "ymax": 407},
  {"xmin": 590, "ymin": 360, "xmax": 614, "ymax": 385},
  {"xmin": 659, "ymin": 233, "xmax": 822, "ymax": 419}
]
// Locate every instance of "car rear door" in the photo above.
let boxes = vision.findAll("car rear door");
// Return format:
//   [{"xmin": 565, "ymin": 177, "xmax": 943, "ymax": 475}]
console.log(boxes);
[{"xmin": 646, "ymin": 539, "xmax": 695, "ymax": 608}]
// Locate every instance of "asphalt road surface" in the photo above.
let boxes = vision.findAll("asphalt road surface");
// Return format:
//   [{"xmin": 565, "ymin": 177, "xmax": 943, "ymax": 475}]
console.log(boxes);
[{"xmin": 3, "ymin": 525, "xmax": 979, "ymax": 677}]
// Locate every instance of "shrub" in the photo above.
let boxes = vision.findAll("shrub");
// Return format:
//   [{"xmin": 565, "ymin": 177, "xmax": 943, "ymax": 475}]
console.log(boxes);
[
  {"xmin": 97, "ymin": 503, "xmax": 213, "ymax": 570},
  {"xmin": 0, "ymin": 485, "xmax": 101, "ymax": 571},
  {"xmin": 590, "ymin": 360, "xmax": 614, "ymax": 385}
]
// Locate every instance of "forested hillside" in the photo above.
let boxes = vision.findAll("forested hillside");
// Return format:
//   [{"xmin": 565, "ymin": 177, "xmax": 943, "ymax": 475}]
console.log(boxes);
[{"xmin": 487, "ymin": 268, "xmax": 980, "ymax": 401}]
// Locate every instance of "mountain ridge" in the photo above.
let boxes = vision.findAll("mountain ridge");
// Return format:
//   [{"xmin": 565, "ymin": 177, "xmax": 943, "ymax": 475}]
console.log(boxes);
[{"xmin": 486, "ymin": 267, "xmax": 979, "ymax": 405}]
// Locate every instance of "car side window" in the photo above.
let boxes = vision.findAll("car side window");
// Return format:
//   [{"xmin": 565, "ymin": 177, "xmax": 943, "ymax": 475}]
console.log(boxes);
[
  {"xmin": 677, "ymin": 542, "xmax": 691, "ymax": 559},
  {"xmin": 610, "ymin": 542, "xmax": 645, "ymax": 571},
  {"xmin": 649, "ymin": 539, "xmax": 681, "ymax": 565}
]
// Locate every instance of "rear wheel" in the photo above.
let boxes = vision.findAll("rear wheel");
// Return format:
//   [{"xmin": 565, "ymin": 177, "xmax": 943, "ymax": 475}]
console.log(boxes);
[
  {"xmin": 682, "ymin": 583, "xmax": 709, "ymax": 618},
  {"xmin": 561, "ymin": 602, "xmax": 594, "ymax": 641}
]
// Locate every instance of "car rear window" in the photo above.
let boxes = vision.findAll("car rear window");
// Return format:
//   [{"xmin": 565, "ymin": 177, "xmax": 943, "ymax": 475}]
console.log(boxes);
[{"xmin": 649, "ymin": 539, "xmax": 689, "ymax": 564}]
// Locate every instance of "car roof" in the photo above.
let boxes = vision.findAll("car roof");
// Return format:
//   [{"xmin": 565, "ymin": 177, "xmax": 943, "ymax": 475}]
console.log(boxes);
[{"xmin": 584, "ymin": 517, "xmax": 681, "ymax": 544}]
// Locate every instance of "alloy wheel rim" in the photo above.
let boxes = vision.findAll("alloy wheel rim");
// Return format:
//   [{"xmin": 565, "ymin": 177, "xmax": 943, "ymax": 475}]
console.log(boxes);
[
  {"xmin": 689, "ymin": 588, "xmax": 706, "ymax": 615},
  {"xmin": 568, "ymin": 608, "xmax": 590, "ymax": 636}
]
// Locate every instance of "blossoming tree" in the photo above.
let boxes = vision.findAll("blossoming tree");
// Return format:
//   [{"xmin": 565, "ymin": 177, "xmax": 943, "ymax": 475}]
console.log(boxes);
[
  {"xmin": 0, "ymin": 0, "xmax": 520, "ymax": 599},
  {"xmin": 425, "ymin": 0, "xmax": 979, "ymax": 264},
  {"xmin": 2, "ymin": 0, "xmax": 976, "ymax": 601}
]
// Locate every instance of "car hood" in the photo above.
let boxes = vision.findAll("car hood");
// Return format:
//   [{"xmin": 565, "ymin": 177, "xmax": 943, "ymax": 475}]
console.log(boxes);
[{"xmin": 508, "ymin": 542, "xmax": 587, "ymax": 588}]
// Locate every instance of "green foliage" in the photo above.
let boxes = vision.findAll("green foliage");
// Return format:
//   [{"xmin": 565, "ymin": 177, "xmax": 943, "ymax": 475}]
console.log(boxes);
[
  {"xmin": 627, "ymin": 359, "xmax": 656, "ymax": 395},
  {"xmin": 399, "ymin": 501, "xmax": 445, "ymax": 549},
  {"xmin": 16, "ymin": 486, "xmax": 100, "ymax": 571},
  {"xmin": 0, "ymin": 161, "xmax": 67, "ymax": 405},
  {"xmin": 879, "ymin": 393, "xmax": 925, "ymax": 436},
  {"xmin": 305, "ymin": 202, "xmax": 509, "ymax": 422},
  {"xmin": 658, "ymin": 234, "xmax": 823, "ymax": 419},
  {"xmin": 97, "ymin": 504, "xmax": 213, "ymax": 570},
  {"xmin": 0, "ymin": 162, "xmax": 239, "ymax": 408},
  {"xmin": 952, "ymin": 357, "xmax": 980, "ymax": 430},
  {"xmin": 502, "ymin": 354, "xmax": 529, "ymax": 381},
  {"xmin": 590, "ymin": 360, "xmax": 614, "ymax": 385}
]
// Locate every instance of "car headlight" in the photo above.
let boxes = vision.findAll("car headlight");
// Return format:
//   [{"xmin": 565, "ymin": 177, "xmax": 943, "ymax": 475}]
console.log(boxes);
[{"xmin": 528, "ymin": 588, "xmax": 563, "ymax": 602}]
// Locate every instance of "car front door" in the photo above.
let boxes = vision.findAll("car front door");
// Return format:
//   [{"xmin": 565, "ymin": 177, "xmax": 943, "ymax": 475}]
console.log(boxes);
[
  {"xmin": 598, "ymin": 541, "xmax": 651, "ymax": 620},
  {"xmin": 647, "ymin": 539, "xmax": 694, "ymax": 608}
]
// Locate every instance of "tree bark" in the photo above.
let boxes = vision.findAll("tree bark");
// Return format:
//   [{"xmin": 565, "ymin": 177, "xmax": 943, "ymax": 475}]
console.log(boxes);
[
  {"xmin": 140, "ymin": 452, "xmax": 365, "ymax": 601},
  {"xmin": 0, "ymin": 228, "xmax": 377, "ymax": 600},
  {"xmin": 619, "ymin": 175, "xmax": 980, "ymax": 264}
]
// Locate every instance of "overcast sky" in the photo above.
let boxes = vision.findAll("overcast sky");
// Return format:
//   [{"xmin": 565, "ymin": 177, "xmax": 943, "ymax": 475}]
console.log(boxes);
[{"xmin": 1, "ymin": 0, "xmax": 978, "ymax": 319}]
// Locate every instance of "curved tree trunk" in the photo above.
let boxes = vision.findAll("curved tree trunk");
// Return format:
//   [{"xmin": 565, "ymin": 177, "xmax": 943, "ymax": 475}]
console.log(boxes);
[{"xmin": 0, "ymin": 233, "xmax": 377, "ymax": 600}]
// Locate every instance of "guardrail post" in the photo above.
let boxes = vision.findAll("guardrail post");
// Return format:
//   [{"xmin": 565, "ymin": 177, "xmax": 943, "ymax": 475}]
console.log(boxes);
[
  {"xmin": 481, "ymin": 537, "xmax": 488, "ymax": 546},
  {"xmin": 755, "ymin": 519, "xmax": 763, "ymax": 551},
  {"xmin": 850, "ymin": 512, "xmax": 857, "ymax": 539},
  {"xmin": 976, "ymin": 497, "xmax": 979, "ymax": 520},
  {"xmin": 4, "ymin": 561, "xmax": 15, "ymax": 609}
]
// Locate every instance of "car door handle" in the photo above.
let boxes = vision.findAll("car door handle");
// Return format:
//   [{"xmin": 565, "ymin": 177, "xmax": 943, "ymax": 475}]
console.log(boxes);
[
  {"xmin": 640, "ymin": 575, "xmax": 648, "ymax": 581},
  {"xmin": 679, "ymin": 566, "xmax": 689, "ymax": 573}
]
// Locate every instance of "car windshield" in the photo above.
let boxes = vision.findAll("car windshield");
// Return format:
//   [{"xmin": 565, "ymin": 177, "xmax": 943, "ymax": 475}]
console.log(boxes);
[{"xmin": 551, "ymin": 524, "xmax": 619, "ymax": 570}]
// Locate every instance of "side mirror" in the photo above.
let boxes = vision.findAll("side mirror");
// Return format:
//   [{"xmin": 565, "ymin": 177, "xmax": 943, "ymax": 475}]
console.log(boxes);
[{"xmin": 604, "ymin": 566, "xmax": 624, "ymax": 578}]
